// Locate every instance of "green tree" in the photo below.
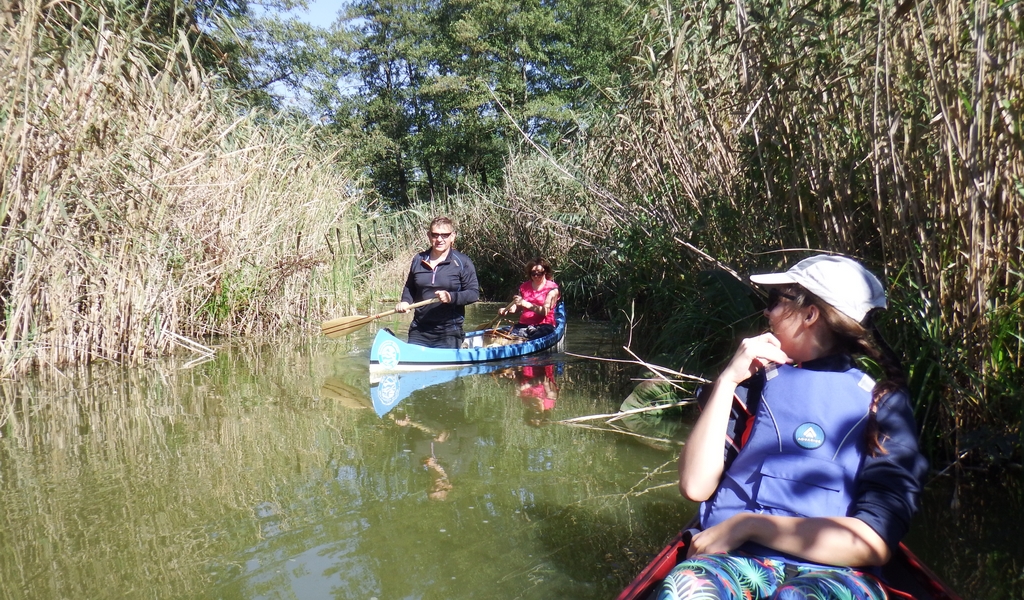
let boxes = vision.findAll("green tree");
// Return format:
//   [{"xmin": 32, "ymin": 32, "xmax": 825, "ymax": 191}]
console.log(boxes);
[
  {"xmin": 331, "ymin": 0, "xmax": 638, "ymax": 206},
  {"xmin": 201, "ymin": 1, "xmax": 351, "ymax": 109},
  {"xmin": 343, "ymin": 0, "xmax": 437, "ymax": 204}
]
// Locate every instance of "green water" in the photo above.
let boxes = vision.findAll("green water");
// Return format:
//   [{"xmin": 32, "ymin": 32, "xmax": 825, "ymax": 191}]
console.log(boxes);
[
  {"xmin": 0, "ymin": 303, "xmax": 1016, "ymax": 599},
  {"xmin": 0, "ymin": 305, "xmax": 693, "ymax": 599}
]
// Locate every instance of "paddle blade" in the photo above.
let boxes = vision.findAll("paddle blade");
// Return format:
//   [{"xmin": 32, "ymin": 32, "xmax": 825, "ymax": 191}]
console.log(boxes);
[
  {"xmin": 320, "ymin": 314, "xmax": 374, "ymax": 338},
  {"xmin": 321, "ymin": 298, "xmax": 435, "ymax": 338}
]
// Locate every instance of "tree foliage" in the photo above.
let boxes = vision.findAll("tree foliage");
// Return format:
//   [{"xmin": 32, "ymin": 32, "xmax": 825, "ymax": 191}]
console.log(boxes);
[
  {"xmin": 325, "ymin": 0, "xmax": 638, "ymax": 206},
  {"xmin": 197, "ymin": 0, "xmax": 352, "ymax": 109},
  {"xmin": 68, "ymin": 0, "xmax": 636, "ymax": 204}
]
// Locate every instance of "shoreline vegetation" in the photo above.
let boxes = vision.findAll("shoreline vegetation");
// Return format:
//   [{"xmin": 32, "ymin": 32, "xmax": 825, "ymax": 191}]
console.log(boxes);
[
  {"xmin": 1, "ymin": 2, "xmax": 375, "ymax": 375},
  {"xmin": 2, "ymin": 0, "xmax": 1022, "ymax": 476}
]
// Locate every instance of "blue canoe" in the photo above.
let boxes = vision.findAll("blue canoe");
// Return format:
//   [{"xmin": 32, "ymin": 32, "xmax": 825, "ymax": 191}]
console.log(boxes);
[{"xmin": 369, "ymin": 303, "xmax": 566, "ymax": 372}]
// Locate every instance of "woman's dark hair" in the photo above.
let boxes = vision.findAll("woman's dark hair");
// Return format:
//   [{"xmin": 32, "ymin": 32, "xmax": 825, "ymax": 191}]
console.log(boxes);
[
  {"xmin": 776, "ymin": 285, "xmax": 905, "ymax": 456},
  {"xmin": 525, "ymin": 257, "xmax": 552, "ymax": 280}
]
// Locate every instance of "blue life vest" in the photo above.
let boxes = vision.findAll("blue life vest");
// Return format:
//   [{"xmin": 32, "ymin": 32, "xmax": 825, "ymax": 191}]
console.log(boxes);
[{"xmin": 700, "ymin": 364, "xmax": 876, "ymax": 530}]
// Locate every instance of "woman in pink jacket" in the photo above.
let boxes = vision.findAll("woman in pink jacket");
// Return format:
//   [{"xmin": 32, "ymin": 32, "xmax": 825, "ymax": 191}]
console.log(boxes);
[{"xmin": 500, "ymin": 258, "xmax": 560, "ymax": 339}]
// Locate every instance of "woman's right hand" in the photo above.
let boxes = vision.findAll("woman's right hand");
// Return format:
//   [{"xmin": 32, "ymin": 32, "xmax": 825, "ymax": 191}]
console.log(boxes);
[
  {"xmin": 678, "ymin": 333, "xmax": 792, "ymax": 502},
  {"xmin": 719, "ymin": 332, "xmax": 792, "ymax": 385}
]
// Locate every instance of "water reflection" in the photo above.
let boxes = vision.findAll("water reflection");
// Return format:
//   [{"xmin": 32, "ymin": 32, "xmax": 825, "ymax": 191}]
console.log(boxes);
[
  {"xmin": 13, "ymin": 308, "xmax": 1008, "ymax": 599},
  {"xmin": 320, "ymin": 357, "xmax": 573, "ymax": 510},
  {"xmin": 494, "ymin": 364, "xmax": 561, "ymax": 427},
  {"xmin": 320, "ymin": 376, "xmax": 373, "ymax": 411},
  {"xmin": 366, "ymin": 363, "xmax": 507, "ymax": 416},
  {"xmin": 0, "ymin": 328, "xmax": 998, "ymax": 600}
]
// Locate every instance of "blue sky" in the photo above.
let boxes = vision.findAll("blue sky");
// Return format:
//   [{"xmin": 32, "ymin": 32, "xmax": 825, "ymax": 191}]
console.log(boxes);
[
  {"xmin": 287, "ymin": 0, "xmax": 345, "ymax": 26},
  {"xmin": 258, "ymin": 1, "xmax": 356, "ymax": 109}
]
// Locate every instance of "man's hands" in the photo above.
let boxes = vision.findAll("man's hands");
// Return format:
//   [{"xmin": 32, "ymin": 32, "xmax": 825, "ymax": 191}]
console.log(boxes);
[{"xmin": 396, "ymin": 291, "xmax": 451, "ymax": 313}]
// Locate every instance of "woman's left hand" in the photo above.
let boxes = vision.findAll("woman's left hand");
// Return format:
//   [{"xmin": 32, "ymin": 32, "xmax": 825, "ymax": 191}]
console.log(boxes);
[
  {"xmin": 686, "ymin": 516, "xmax": 750, "ymax": 558},
  {"xmin": 685, "ymin": 514, "xmax": 892, "ymax": 566}
]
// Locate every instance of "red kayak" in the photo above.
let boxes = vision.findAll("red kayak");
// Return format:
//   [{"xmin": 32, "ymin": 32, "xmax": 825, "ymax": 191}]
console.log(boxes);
[{"xmin": 617, "ymin": 526, "xmax": 962, "ymax": 600}]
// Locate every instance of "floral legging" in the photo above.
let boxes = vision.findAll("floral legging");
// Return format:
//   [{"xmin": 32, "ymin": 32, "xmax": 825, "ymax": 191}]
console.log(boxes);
[{"xmin": 656, "ymin": 552, "xmax": 888, "ymax": 600}]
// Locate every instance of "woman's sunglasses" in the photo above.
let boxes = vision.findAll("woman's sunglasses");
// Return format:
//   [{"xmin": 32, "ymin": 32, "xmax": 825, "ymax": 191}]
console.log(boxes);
[
  {"xmin": 767, "ymin": 288, "xmax": 799, "ymax": 310},
  {"xmin": 530, "ymin": 269, "xmax": 546, "ymax": 277}
]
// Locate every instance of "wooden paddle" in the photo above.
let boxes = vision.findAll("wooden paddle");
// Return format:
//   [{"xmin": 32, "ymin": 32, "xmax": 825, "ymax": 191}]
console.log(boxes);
[
  {"xmin": 321, "ymin": 297, "xmax": 441, "ymax": 339},
  {"xmin": 470, "ymin": 299, "xmax": 518, "ymax": 332}
]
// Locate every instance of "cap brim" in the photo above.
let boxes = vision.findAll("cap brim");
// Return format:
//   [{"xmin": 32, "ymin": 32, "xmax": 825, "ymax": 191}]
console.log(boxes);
[{"xmin": 749, "ymin": 273, "xmax": 795, "ymax": 286}]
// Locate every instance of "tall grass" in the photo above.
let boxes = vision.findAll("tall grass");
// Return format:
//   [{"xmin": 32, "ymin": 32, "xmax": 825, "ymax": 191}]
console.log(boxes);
[
  {"xmin": 0, "ymin": 1, "xmax": 365, "ymax": 377},
  {"xmin": 453, "ymin": 152, "xmax": 615, "ymax": 306},
  {"xmin": 574, "ymin": 0, "xmax": 1024, "ymax": 461}
]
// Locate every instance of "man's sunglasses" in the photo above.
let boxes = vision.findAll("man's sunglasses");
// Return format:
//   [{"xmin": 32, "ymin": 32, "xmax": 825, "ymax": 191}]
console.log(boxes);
[
  {"xmin": 767, "ymin": 288, "xmax": 799, "ymax": 310},
  {"xmin": 429, "ymin": 231, "xmax": 454, "ymax": 239}
]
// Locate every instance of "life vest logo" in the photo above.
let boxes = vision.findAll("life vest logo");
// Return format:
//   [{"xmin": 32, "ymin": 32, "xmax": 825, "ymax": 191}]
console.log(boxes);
[{"xmin": 794, "ymin": 423, "xmax": 826, "ymax": 449}]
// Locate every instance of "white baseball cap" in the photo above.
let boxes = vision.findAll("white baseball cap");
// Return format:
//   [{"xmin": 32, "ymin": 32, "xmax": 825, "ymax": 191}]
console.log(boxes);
[{"xmin": 750, "ymin": 255, "xmax": 887, "ymax": 323}]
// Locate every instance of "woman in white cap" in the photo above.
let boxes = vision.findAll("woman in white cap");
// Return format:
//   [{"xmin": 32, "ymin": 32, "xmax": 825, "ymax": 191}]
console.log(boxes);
[{"xmin": 657, "ymin": 255, "xmax": 928, "ymax": 599}]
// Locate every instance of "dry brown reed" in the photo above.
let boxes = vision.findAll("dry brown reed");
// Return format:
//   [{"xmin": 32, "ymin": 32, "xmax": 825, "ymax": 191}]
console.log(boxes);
[
  {"xmin": 0, "ymin": 1, "xmax": 364, "ymax": 377},
  {"xmin": 453, "ymin": 151, "xmax": 616, "ymax": 303},
  {"xmin": 577, "ymin": 0, "xmax": 1023, "ymax": 457}
]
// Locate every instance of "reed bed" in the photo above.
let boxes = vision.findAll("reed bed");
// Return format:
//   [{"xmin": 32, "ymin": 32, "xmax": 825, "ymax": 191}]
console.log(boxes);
[
  {"xmin": 0, "ymin": 1, "xmax": 364, "ymax": 378},
  {"xmin": 578, "ymin": 0, "xmax": 1024, "ymax": 460},
  {"xmin": 452, "ymin": 151, "xmax": 617, "ymax": 308}
]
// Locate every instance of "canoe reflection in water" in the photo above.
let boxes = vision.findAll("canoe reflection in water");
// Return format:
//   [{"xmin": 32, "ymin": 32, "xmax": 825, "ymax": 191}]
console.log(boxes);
[
  {"xmin": 320, "ymin": 372, "xmax": 459, "ymax": 500},
  {"xmin": 369, "ymin": 363, "xmax": 508, "ymax": 416},
  {"xmin": 324, "ymin": 361, "xmax": 564, "ymax": 501},
  {"xmin": 371, "ymin": 369, "xmax": 474, "ymax": 502}
]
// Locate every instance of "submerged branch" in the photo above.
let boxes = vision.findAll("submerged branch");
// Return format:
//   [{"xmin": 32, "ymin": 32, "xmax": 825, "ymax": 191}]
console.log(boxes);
[
  {"xmin": 558, "ymin": 399, "xmax": 694, "ymax": 424},
  {"xmin": 564, "ymin": 351, "xmax": 710, "ymax": 384},
  {"xmin": 625, "ymin": 458, "xmax": 679, "ymax": 497},
  {"xmin": 558, "ymin": 420, "xmax": 683, "ymax": 446}
]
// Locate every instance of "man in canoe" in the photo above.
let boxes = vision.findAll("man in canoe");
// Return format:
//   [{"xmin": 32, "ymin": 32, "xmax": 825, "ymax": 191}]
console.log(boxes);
[
  {"xmin": 659, "ymin": 255, "xmax": 928, "ymax": 599},
  {"xmin": 395, "ymin": 216, "xmax": 479, "ymax": 348}
]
